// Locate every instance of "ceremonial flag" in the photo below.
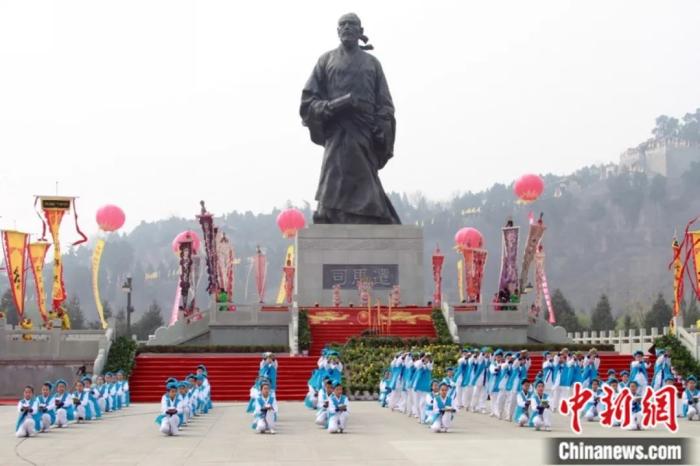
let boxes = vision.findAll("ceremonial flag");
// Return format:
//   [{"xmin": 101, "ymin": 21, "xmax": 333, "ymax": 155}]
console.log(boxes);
[
  {"xmin": 464, "ymin": 248, "xmax": 487, "ymax": 303},
  {"xmin": 672, "ymin": 238, "xmax": 683, "ymax": 317},
  {"xmin": 91, "ymin": 238, "xmax": 108, "ymax": 329},
  {"xmin": 254, "ymin": 246, "xmax": 267, "ymax": 303},
  {"xmin": 28, "ymin": 241, "xmax": 50, "ymax": 324},
  {"xmin": 519, "ymin": 220, "xmax": 546, "ymax": 293},
  {"xmin": 1, "ymin": 230, "xmax": 29, "ymax": 318},
  {"xmin": 457, "ymin": 259, "xmax": 464, "ymax": 303},
  {"xmin": 276, "ymin": 245, "xmax": 295, "ymax": 304},
  {"xmin": 690, "ymin": 231, "xmax": 700, "ymax": 299},
  {"xmin": 498, "ymin": 226, "xmax": 519, "ymax": 294}
]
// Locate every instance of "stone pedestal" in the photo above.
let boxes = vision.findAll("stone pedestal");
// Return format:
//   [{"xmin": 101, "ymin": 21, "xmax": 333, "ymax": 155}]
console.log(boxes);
[{"xmin": 295, "ymin": 224, "xmax": 424, "ymax": 307}]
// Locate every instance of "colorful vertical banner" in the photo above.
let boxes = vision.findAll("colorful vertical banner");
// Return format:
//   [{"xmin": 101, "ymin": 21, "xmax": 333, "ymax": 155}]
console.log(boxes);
[
  {"xmin": 463, "ymin": 248, "xmax": 488, "ymax": 303},
  {"xmin": 276, "ymin": 245, "xmax": 295, "ymax": 304},
  {"xmin": 178, "ymin": 240, "xmax": 194, "ymax": 312},
  {"xmin": 690, "ymin": 231, "xmax": 700, "ymax": 299},
  {"xmin": 1, "ymin": 230, "xmax": 29, "ymax": 318},
  {"xmin": 27, "ymin": 241, "xmax": 50, "ymax": 324},
  {"xmin": 519, "ymin": 220, "xmax": 546, "ymax": 293},
  {"xmin": 498, "ymin": 226, "xmax": 519, "ymax": 294},
  {"xmin": 216, "ymin": 231, "xmax": 234, "ymax": 298},
  {"xmin": 91, "ymin": 238, "xmax": 108, "ymax": 329},
  {"xmin": 672, "ymin": 238, "xmax": 683, "ymax": 317},
  {"xmin": 197, "ymin": 210, "xmax": 218, "ymax": 295},
  {"xmin": 254, "ymin": 246, "xmax": 267, "ymax": 303},
  {"xmin": 535, "ymin": 245, "xmax": 555, "ymax": 324},
  {"xmin": 457, "ymin": 259, "xmax": 464, "ymax": 303}
]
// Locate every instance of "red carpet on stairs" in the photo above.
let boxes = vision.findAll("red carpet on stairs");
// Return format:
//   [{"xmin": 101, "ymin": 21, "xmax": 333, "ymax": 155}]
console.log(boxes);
[
  {"xmin": 307, "ymin": 307, "xmax": 437, "ymax": 355},
  {"xmin": 129, "ymin": 354, "xmax": 317, "ymax": 402}
]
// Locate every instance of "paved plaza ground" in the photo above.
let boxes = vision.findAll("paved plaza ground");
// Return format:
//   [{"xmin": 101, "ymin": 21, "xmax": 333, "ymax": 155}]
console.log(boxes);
[{"xmin": 2, "ymin": 401, "xmax": 699, "ymax": 465}]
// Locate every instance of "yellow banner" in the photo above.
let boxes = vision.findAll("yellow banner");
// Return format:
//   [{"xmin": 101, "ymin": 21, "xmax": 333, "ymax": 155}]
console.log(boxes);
[
  {"xmin": 1, "ymin": 230, "xmax": 29, "ymax": 317},
  {"xmin": 691, "ymin": 231, "xmax": 700, "ymax": 300},
  {"xmin": 44, "ymin": 208, "xmax": 67, "ymax": 310},
  {"xmin": 28, "ymin": 241, "xmax": 50, "ymax": 323},
  {"xmin": 457, "ymin": 259, "xmax": 464, "ymax": 303},
  {"xmin": 91, "ymin": 238, "xmax": 108, "ymax": 329},
  {"xmin": 276, "ymin": 244, "xmax": 295, "ymax": 304},
  {"xmin": 672, "ymin": 239, "xmax": 682, "ymax": 317}
]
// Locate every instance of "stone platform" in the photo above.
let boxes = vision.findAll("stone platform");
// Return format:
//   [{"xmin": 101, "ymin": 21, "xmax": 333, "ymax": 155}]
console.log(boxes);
[{"xmin": 295, "ymin": 225, "xmax": 425, "ymax": 307}]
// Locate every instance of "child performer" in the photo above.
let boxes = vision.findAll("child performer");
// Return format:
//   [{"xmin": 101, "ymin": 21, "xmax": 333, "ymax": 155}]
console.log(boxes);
[
  {"xmin": 682, "ymin": 376, "xmax": 699, "ymax": 420},
  {"xmin": 252, "ymin": 381, "xmax": 277, "ymax": 434},
  {"xmin": 629, "ymin": 351, "xmax": 649, "ymax": 391},
  {"xmin": 529, "ymin": 380, "xmax": 552, "ymax": 431},
  {"xmin": 627, "ymin": 381, "xmax": 643, "ymax": 430},
  {"xmin": 429, "ymin": 382, "xmax": 456, "ymax": 433},
  {"xmin": 51, "ymin": 379, "xmax": 73, "ymax": 427},
  {"xmin": 583, "ymin": 379, "xmax": 604, "ymax": 422},
  {"xmin": 36, "ymin": 382, "xmax": 55, "ymax": 432},
  {"xmin": 422, "ymin": 380, "xmax": 440, "ymax": 425},
  {"xmin": 441, "ymin": 367, "xmax": 457, "ymax": 400},
  {"xmin": 94, "ymin": 375, "xmax": 108, "ymax": 413},
  {"xmin": 378, "ymin": 370, "xmax": 392, "ymax": 408},
  {"xmin": 71, "ymin": 380, "xmax": 89, "ymax": 422},
  {"xmin": 470, "ymin": 347, "xmax": 491, "ymax": 413},
  {"xmin": 413, "ymin": 353, "xmax": 433, "ymax": 423},
  {"xmin": 327, "ymin": 382, "xmax": 349, "ymax": 434},
  {"xmin": 157, "ymin": 382, "xmax": 182, "ymax": 436},
  {"xmin": 83, "ymin": 376, "xmax": 102, "ymax": 419},
  {"xmin": 177, "ymin": 382, "xmax": 191, "ymax": 425},
  {"xmin": 259, "ymin": 353, "xmax": 278, "ymax": 395},
  {"xmin": 513, "ymin": 380, "xmax": 531, "ymax": 427},
  {"xmin": 16, "ymin": 386, "xmax": 38, "ymax": 438},
  {"xmin": 619, "ymin": 371, "xmax": 630, "ymax": 389},
  {"xmin": 652, "ymin": 349, "xmax": 672, "ymax": 390},
  {"xmin": 315, "ymin": 379, "xmax": 334, "ymax": 427},
  {"xmin": 455, "ymin": 348, "xmax": 473, "ymax": 409},
  {"xmin": 116, "ymin": 370, "xmax": 130, "ymax": 407}
]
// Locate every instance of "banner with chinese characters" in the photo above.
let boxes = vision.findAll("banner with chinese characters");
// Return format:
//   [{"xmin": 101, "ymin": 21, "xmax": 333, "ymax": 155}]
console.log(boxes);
[
  {"xmin": 457, "ymin": 259, "xmax": 464, "ymax": 302},
  {"xmin": 690, "ymin": 230, "xmax": 700, "ymax": 300},
  {"xmin": 276, "ymin": 245, "xmax": 295, "ymax": 304},
  {"xmin": 197, "ymin": 212, "xmax": 218, "ymax": 294},
  {"xmin": 519, "ymin": 221, "xmax": 545, "ymax": 292},
  {"xmin": 463, "ymin": 248, "xmax": 487, "ymax": 303},
  {"xmin": 178, "ymin": 240, "xmax": 194, "ymax": 311},
  {"xmin": 498, "ymin": 226, "xmax": 519, "ymax": 294},
  {"xmin": 28, "ymin": 241, "xmax": 50, "ymax": 324},
  {"xmin": 91, "ymin": 238, "xmax": 108, "ymax": 329},
  {"xmin": 535, "ymin": 245, "xmax": 555, "ymax": 324},
  {"xmin": 1, "ymin": 230, "xmax": 29, "ymax": 318},
  {"xmin": 672, "ymin": 238, "xmax": 683, "ymax": 317},
  {"xmin": 322, "ymin": 264, "xmax": 398, "ymax": 290}
]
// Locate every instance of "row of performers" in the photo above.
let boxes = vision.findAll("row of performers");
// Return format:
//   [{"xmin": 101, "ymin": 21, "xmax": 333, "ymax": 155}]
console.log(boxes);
[
  {"xmin": 15, "ymin": 370, "xmax": 130, "ymax": 438},
  {"xmin": 303, "ymin": 349, "xmax": 348, "ymax": 433},
  {"xmin": 155, "ymin": 369, "xmax": 212, "ymax": 436},
  {"xmin": 246, "ymin": 352, "xmax": 279, "ymax": 434}
]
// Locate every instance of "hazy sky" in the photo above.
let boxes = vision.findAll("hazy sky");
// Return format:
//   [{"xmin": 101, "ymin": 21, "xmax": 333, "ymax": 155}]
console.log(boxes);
[{"xmin": 1, "ymin": 0, "xmax": 699, "ymax": 239}]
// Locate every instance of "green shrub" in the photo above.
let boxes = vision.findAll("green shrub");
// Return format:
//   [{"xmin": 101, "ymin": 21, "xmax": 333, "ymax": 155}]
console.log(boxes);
[
  {"xmin": 431, "ymin": 308, "xmax": 452, "ymax": 341},
  {"xmin": 653, "ymin": 334, "xmax": 700, "ymax": 378},
  {"xmin": 104, "ymin": 336, "xmax": 138, "ymax": 376},
  {"xmin": 136, "ymin": 345, "xmax": 288, "ymax": 355},
  {"xmin": 298, "ymin": 309, "xmax": 311, "ymax": 352}
]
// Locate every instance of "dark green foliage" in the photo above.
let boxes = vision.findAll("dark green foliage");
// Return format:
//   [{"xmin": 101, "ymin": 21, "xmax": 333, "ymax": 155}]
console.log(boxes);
[
  {"xmin": 104, "ymin": 336, "xmax": 138, "ymax": 376},
  {"xmin": 685, "ymin": 297, "xmax": 700, "ymax": 326},
  {"xmin": 133, "ymin": 301, "xmax": 164, "ymax": 340},
  {"xmin": 298, "ymin": 309, "xmax": 311, "ymax": 351},
  {"xmin": 591, "ymin": 294, "xmax": 615, "ymax": 331},
  {"xmin": 136, "ymin": 345, "xmax": 288, "ymax": 354},
  {"xmin": 66, "ymin": 294, "xmax": 86, "ymax": 330},
  {"xmin": 431, "ymin": 308, "xmax": 453, "ymax": 342},
  {"xmin": 1, "ymin": 289, "xmax": 19, "ymax": 326},
  {"xmin": 644, "ymin": 293, "xmax": 673, "ymax": 329},
  {"xmin": 653, "ymin": 335, "xmax": 700, "ymax": 378},
  {"xmin": 551, "ymin": 289, "xmax": 583, "ymax": 333}
]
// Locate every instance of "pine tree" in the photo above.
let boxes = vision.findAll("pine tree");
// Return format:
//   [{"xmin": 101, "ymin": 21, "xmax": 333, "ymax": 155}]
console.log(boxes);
[
  {"xmin": 644, "ymin": 293, "xmax": 673, "ymax": 330},
  {"xmin": 551, "ymin": 289, "xmax": 583, "ymax": 332},
  {"xmin": 591, "ymin": 294, "xmax": 615, "ymax": 331},
  {"xmin": 622, "ymin": 314, "xmax": 636, "ymax": 331},
  {"xmin": 66, "ymin": 294, "xmax": 86, "ymax": 329},
  {"xmin": 134, "ymin": 300, "xmax": 164, "ymax": 340},
  {"xmin": 685, "ymin": 297, "xmax": 700, "ymax": 327},
  {"xmin": 0, "ymin": 289, "xmax": 20, "ymax": 326}
]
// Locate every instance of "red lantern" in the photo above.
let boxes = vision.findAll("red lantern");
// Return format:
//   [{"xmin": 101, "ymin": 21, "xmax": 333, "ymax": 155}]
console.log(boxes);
[
  {"xmin": 454, "ymin": 227, "xmax": 484, "ymax": 251},
  {"xmin": 96, "ymin": 204, "xmax": 125, "ymax": 232},
  {"xmin": 276, "ymin": 208, "xmax": 306, "ymax": 238},
  {"xmin": 172, "ymin": 230, "xmax": 201, "ymax": 255},
  {"xmin": 514, "ymin": 174, "xmax": 544, "ymax": 203}
]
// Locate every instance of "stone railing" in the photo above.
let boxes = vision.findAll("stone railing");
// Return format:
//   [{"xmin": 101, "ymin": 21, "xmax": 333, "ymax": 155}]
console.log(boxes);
[
  {"xmin": 0, "ymin": 317, "xmax": 114, "ymax": 365},
  {"xmin": 677, "ymin": 326, "xmax": 700, "ymax": 360},
  {"xmin": 568, "ymin": 327, "xmax": 668, "ymax": 355}
]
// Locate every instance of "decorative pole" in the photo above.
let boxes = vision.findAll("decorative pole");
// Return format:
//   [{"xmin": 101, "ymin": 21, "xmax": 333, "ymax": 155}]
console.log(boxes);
[
  {"xmin": 283, "ymin": 253, "xmax": 295, "ymax": 305},
  {"xmin": 432, "ymin": 244, "xmax": 444, "ymax": 307}
]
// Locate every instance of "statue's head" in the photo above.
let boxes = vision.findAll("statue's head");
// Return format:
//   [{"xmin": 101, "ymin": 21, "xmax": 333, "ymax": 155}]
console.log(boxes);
[{"xmin": 337, "ymin": 13, "xmax": 363, "ymax": 48}]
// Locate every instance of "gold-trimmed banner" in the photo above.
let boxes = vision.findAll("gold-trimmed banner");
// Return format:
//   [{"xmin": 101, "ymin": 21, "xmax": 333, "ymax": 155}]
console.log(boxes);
[
  {"xmin": 1, "ymin": 230, "xmax": 29, "ymax": 318},
  {"xmin": 691, "ymin": 231, "xmax": 700, "ymax": 300},
  {"xmin": 43, "ymin": 208, "xmax": 67, "ymax": 310},
  {"xmin": 28, "ymin": 241, "xmax": 50, "ymax": 323},
  {"xmin": 91, "ymin": 238, "xmax": 107, "ymax": 329}
]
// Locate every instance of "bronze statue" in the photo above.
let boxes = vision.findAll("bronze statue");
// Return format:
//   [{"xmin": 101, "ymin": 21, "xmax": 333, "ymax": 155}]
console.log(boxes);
[{"xmin": 300, "ymin": 13, "xmax": 401, "ymax": 224}]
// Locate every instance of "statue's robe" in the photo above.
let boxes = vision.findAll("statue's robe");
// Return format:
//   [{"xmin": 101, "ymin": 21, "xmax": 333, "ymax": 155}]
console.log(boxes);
[{"xmin": 300, "ymin": 46, "xmax": 400, "ymax": 224}]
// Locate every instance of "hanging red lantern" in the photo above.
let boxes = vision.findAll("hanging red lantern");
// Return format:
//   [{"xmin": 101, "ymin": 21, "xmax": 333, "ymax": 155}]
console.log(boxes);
[
  {"xmin": 172, "ymin": 230, "xmax": 201, "ymax": 255},
  {"xmin": 276, "ymin": 208, "xmax": 306, "ymax": 238},
  {"xmin": 454, "ymin": 227, "xmax": 484, "ymax": 251},
  {"xmin": 96, "ymin": 204, "xmax": 125, "ymax": 232},
  {"xmin": 514, "ymin": 173, "xmax": 544, "ymax": 203}
]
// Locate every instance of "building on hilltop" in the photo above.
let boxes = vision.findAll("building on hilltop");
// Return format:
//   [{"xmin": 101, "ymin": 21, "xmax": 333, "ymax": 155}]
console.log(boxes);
[{"xmin": 620, "ymin": 138, "xmax": 700, "ymax": 177}]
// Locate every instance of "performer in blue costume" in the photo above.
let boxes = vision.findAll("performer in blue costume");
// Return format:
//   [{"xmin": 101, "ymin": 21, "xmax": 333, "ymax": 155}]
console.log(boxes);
[
  {"xmin": 581, "ymin": 348, "xmax": 600, "ymax": 388},
  {"xmin": 629, "ymin": 350, "xmax": 650, "ymax": 390},
  {"xmin": 82, "ymin": 376, "xmax": 102, "ymax": 419},
  {"xmin": 627, "ymin": 381, "xmax": 643, "ymax": 430},
  {"xmin": 541, "ymin": 351, "xmax": 557, "ymax": 397},
  {"xmin": 16, "ymin": 386, "xmax": 38, "ymax": 438},
  {"xmin": 259, "ymin": 353, "xmax": 278, "ymax": 393},
  {"xmin": 315, "ymin": 379, "xmax": 334, "ymax": 427},
  {"xmin": 94, "ymin": 375, "xmax": 108, "ymax": 413},
  {"xmin": 513, "ymin": 379, "xmax": 532, "ymax": 426},
  {"xmin": 252, "ymin": 381, "xmax": 278, "ymax": 434},
  {"xmin": 469, "ymin": 347, "xmax": 491, "ymax": 413},
  {"xmin": 583, "ymin": 379, "xmax": 604, "ymax": 422},
  {"xmin": 681, "ymin": 376, "xmax": 699, "ymax": 420},
  {"xmin": 429, "ymin": 382, "xmax": 456, "ymax": 433},
  {"xmin": 422, "ymin": 379, "xmax": 440, "ymax": 425},
  {"xmin": 618, "ymin": 370, "xmax": 630, "ymax": 389},
  {"xmin": 156, "ymin": 382, "xmax": 182, "ymax": 436},
  {"xmin": 177, "ymin": 381, "xmax": 191, "ymax": 425},
  {"xmin": 412, "ymin": 353, "xmax": 433, "ymax": 423},
  {"xmin": 455, "ymin": 347, "xmax": 473, "ymax": 409},
  {"xmin": 651, "ymin": 348, "xmax": 672, "ymax": 390},
  {"xmin": 71, "ymin": 379, "xmax": 91, "ymax": 421},
  {"xmin": 51, "ymin": 379, "xmax": 73, "ymax": 427},
  {"xmin": 327, "ymin": 381, "xmax": 350, "ymax": 434},
  {"xmin": 116, "ymin": 370, "xmax": 130, "ymax": 407},
  {"xmin": 35, "ymin": 382, "xmax": 55, "ymax": 432},
  {"xmin": 488, "ymin": 349, "xmax": 507, "ymax": 418},
  {"xmin": 441, "ymin": 367, "xmax": 457, "ymax": 399},
  {"xmin": 378, "ymin": 370, "xmax": 392, "ymax": 408},
  {"xmin": 528, "ymin": 380, "xmax": 552, "ymax": 431}
]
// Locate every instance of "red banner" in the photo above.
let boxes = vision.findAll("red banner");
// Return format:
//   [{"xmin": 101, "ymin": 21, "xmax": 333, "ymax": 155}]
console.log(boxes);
[{"xmin": 1, "ymin": 230, "xmax": 29, "ymax": 318}]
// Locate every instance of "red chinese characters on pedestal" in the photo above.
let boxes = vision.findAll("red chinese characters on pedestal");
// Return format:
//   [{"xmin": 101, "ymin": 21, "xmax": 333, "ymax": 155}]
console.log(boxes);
[{"xmin": 559, "ymin": 383, "xmax": 593, "ymax": 434}]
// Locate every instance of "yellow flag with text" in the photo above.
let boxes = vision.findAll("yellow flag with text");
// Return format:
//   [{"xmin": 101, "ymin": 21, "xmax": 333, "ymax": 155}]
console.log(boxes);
[{"xmin": 91, "ymin": 238, "xmax": 108, "ymax": 329}]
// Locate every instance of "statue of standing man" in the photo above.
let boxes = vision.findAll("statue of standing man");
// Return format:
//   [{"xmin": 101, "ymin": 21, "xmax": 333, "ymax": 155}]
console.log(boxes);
[{"xmin": 300, "ymin": 13, "xmax": 401, "ymax": 225}]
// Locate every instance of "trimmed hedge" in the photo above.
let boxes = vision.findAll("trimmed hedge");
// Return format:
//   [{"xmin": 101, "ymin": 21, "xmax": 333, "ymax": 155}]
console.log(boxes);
[
  {"xmin": 431, "ymin": 308, "xmax": 453, "ymax": 341},
  {"xmin": 104, "ymin": 336, "xmax": 138, "ymax": 376},
  {"xmin": 136, "ymin": 345, "xmax": 288, "ymax": 355},
  {"xmin": 298, "ymin": 309, "xmax": 311, "ymax": 352},
  {"xmin": 653, "ymin": 335, "xmax": 700, "ymax": 378}
]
